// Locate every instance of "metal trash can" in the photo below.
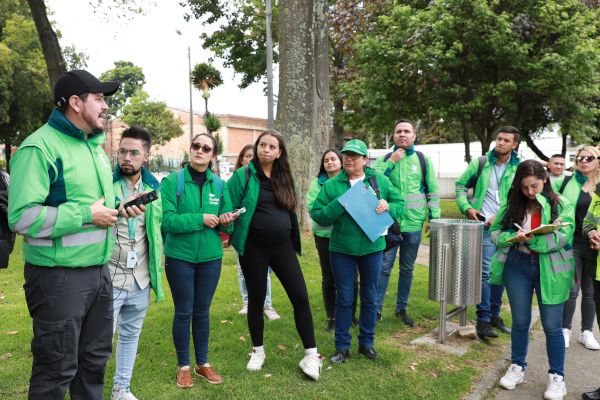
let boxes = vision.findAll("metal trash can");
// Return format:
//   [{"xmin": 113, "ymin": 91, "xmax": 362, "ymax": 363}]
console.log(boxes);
[{"xmin": 428, "ymin": 219, "xmax": 484, "ymax": 343}]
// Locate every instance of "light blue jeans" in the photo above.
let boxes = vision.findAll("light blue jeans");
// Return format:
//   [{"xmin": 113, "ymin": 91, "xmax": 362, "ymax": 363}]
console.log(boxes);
[
  {"xmin": 376, "ymin": 230, "xmax": 422, "ymax": 313},
  {"xmin": 112, "ymin": 280, "xmax": 151, "ymax": 390},
  {"xmin": 236, "ymin": 250, "xmax": 272, "ymax": 307}
]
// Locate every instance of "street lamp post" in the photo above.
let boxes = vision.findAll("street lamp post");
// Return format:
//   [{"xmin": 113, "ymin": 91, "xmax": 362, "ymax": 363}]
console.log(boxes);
[{"xmin": 176, "ymin": 30, "xmax": 194, "ymax": 145}]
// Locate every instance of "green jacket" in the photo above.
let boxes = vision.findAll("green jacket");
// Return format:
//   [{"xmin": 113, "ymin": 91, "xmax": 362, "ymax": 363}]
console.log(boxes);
[
  {"xmin": 455, "ymin": 149, "xmax": 521, "ymax": 215},
  {"xmin": 582, "ymin": 183, "xmax": 600, "ymax": 281},
  {"xmin": 488, "ymin": 193, "xmax": 575, "ymax": 305},
  {"xmin": 311, "ymin": 168, "xmax": 404, "ymax": 256},
  {"xmin": 112, "ymin": 166, "xmax": 164, "ymax": 302},
  {"xmin": 8, "ymin": 109, "xmax": 116, "ymax": 267},
  {"xmin": 552, "ymin": 172, "xmax": 587, "ymax": 206},
  {"xmin": 307, "ymin": 174, "xmax": 333, "ymax": 238},
  {"xmin": 227, "ymin": 162, "xmax": 302, "ymax": 256},
  {"xmin": 161, "ymin": 166, "xmax": 233, "ymax": 263},
  {"xmin": 373, "ymin": 145, "xmax": 441, "ymax": 232}
]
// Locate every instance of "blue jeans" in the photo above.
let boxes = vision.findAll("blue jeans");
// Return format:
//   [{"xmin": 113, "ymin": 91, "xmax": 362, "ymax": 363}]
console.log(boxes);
[
  {"xmin": 330, "ymin": 251, "xmax": 383, "ymax": 349},
  {"xmin": 165, "ymin": 257, "xmax": 221, "ymax": 366},
  {"xmin": 112, "ymin": 280, "xmax": 150, "ymax": 390},
  {"xmin": 236, "ymin": 250, "xmax": 272, "ymax": 307},
  {"xmin": 504, "ymin": 249, "xmax": 565, "ymax": 376},
  {"xmin": 478, "ymin": 227, "xmax": 505, "ymax": 322},
  {"xmin": 376, "ymin": 230, "xmax": 422, "ymax": 313}
]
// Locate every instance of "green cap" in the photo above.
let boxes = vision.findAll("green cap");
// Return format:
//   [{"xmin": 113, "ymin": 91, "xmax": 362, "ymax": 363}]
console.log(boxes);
[{"xmin": 341, "ymin": 139, "xmax": 368, "ymax": 156}]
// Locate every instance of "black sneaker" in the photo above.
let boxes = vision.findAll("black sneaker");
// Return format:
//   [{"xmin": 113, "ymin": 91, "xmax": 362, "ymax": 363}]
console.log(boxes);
[
  {"xmin": 327, "ymin": 319, "xmax": 335, "ymax": 332},
  {"xmin": 395, "ymin": 309, "xmax": 414, "ymax": 327},
  {"xmin": 358, "ymin": 346, "xmax": 381, "ymax": 360},
  {"xmin": 491, "ymin": 316, "xmax": 511, "ymax": 334},
  {"xmin": 376, "ymin": 312, "xmax": 382, "ymax": 322},
  {"xmin": 330, "ymin": 349, "xmax": 350, "ymax": 364},
  {"xmin": 582, "ymin": 386, "xmax": 600, "ymax": 400},
  {"xmin": 476, "ymin": 321, "xmax": 499, "ymax": 338},
  {"xmin": 351, "ymin": 316, "xmax": 359, "ymax": 328}
]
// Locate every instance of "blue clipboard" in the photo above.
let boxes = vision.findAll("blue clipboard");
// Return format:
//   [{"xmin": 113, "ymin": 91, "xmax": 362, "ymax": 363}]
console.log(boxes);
[{"xmin": 337, "ymin": 181, "xmax": 395, "ymax": 243}]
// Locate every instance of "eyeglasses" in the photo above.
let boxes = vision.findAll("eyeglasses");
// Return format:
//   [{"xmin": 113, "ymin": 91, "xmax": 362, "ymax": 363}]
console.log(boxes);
[
  {"xmin": 191, "ymin": 143, "xmax": 214, "ymax": 153},
  {"xmin": 117, "ymin": 148, "xmax": 143, "ymax": 160},
  {"xmin": 576, "ymin": 155, "xmax": 597, "ymax": 163},
  {"xmin": 342, "ymin": 153, "xmax": 362, "ymax": 160}
]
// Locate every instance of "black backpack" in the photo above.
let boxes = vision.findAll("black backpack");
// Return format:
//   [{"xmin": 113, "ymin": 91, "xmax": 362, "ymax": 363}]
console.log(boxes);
[{"xmin": 0, "ymin": 173, "xmax": 15, "ymax": 268}]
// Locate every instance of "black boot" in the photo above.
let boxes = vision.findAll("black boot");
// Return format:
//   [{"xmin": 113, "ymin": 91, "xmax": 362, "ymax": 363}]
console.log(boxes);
[
  {"xmin": 327, "ymin": 319, "xmax": 335, "ymax": 332},
  {"xmin": 476, "ymin": 321, "xmax": 499, "ymax": 338},
  {"xmin": 395, "ymin": 309, "xmax": 414, "ymax": 327},
  {"xmin": 376, "ymin": 311, "xmax": 382, "ymax": 322},
  {"xmin": 491, "ymin": 316, "xmax": 511, "ymax": 334},
  {"xmin": 583, "ymin": 387, "xmax": 600, "ymax": 400},
  {"xmin": 330, "ymin": 349, "xmax": 350, "ymax": 364},
  {"xmin": 358, "ymin": 346, "xmax": 381, "ymax": 360}
]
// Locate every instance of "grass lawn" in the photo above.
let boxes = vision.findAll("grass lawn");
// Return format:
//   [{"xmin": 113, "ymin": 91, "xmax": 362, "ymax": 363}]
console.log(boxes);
[{"xmin": 0, "ymin": 201, "xmax": 512, "ymax": 399}]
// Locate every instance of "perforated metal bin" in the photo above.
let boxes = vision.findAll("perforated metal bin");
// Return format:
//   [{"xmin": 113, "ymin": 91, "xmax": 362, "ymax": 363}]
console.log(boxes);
[{"xmin": 428, "ymin": 219, "xmax": 484, "ymax": 306}]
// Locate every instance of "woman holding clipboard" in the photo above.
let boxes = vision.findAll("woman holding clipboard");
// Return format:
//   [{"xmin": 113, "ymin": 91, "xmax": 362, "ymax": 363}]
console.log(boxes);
[
  {"xmin": 488, "ymin": 160, "xmax": 574, "ymax": 399},
  {"xmin": 312, "ymin": 139, "xmax": 404, "ymax": 364}
]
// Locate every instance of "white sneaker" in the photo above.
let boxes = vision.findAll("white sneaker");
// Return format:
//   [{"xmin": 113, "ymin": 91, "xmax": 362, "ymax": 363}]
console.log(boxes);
[
  {"xmin": 264, "ymin": 306, "xmax": 281, "ymax": 320},
  {"xmin": 111, "ymin": 387, "xmax": 139, "ymax": 400},
  {"xmin": 499, "ymin": 364, "xmax": 524, "ymax": 390},
  {"xmin": 247, "ymin": 350, "xmax": 266, "ymax": 371},
  {"xmin": 239, "ymin": 303, "xmax": 248, "ymax": 314},
  {"xmin": 544, "ymin": 373, "xmax": 566, "ymax": 400},
  {"xmin": 563, "ymin": 328, "xmax": 571, "ymax": 348},
  {"xmin": 299, "ymin": 353, "xmax": 323, "ymax": 381},
  {"xmin": 579, "ymin": 330, "xmax": 600, "ymax": 350}
]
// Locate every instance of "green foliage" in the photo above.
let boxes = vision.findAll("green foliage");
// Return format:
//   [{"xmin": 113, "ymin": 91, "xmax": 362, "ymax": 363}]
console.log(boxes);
[
  {"xmin": 183, "ymin": 0, "xmax": 279, "ymax": 89},
  {"xmin": 183, "ymin": 150, "xmax": 189, "ymax": 162},
  {"xmin": 121, "ymin": 91, "xmax": 183, "ymax": 147},
  {"xmin": 191, "ymin": 62, "xmax": 223, "ymax": 96},
  {"xmin": 62, "ymin": 44, "xmax": 89, "ymax": 70},
  {"xmin": 99, "ymin": 60, "xmax": 146, "ymax": 118},
  {"xmin": 203, "ymin": 112, "xmax": 222, "ymax": 134},
  {"xmin": 0, "ymin": 12, "xmax": 52, "ymax": 165},
  {"xmin": 341, "ymin": 0, "xmax": 600, "ymax": 156}
]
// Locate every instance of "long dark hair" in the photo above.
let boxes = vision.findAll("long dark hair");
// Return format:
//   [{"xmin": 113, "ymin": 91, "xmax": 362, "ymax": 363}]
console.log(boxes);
[
  {"xmin": 253, "ymin": 129, "xmax": 297, "ymax": 212},
  {"xmin": 501, "ymin": 160, "xmax": 560, "ymax": 230},
  {"xmin": 191, "ymin": 133, "xmax": 217, "ymax": 171},
  {"xmin": 318, "ymin": 148, "xmax": 343, "ymax": 177},
  {"xmin": 235, "ymin": 144, "xmax": 253, "ymax": 171}
]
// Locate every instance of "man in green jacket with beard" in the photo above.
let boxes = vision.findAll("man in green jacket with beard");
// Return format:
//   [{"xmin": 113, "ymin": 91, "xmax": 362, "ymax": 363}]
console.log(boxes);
[{"xmin": 8, "ymin": 70, "xmax": 146, "ymax": 400}]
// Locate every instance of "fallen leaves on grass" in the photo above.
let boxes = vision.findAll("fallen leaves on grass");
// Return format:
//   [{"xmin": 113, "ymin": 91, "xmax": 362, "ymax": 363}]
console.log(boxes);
[
  {"xmin": 6, "ymin": 331, "xmax": 18, "ymax": 334},
  {"xmin": 278, "ymin": 345, "xmax": 286, "ymax": 350},
  {"xmin": 1, "ymin": 353, "xmax": 12, "ymax": 359},
  {"xmin": 239, "ymin": 336, "xmax": 246, "ymax": 341},
  {"xmin": 263, "ymin": 374, "xmax": 273, "ymax": 378},
  {"xmin": 221, "ymin": 320, "xmax": 233, "ymax": 324}
]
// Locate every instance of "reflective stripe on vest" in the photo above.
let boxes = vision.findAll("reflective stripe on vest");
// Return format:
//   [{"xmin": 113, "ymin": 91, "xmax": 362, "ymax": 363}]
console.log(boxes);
[
  {"xmin": 23, "ymin": 226, "xmax": 115, "ymax": 247},
  {"xmin": 544, "ymin": 233, "xmax": 557, "ymax": 252},
  {"xmin": 549, "ymin": 260, "xmax": 573, "ymax": 274},
  {"xmin": 548, "ymin": 249, "xmax": 573, "ymax": 263},
  {"xmin": 496, "ymin": 247, "xmax": 509, "ymax": 262},
  {"xmin": 315, "ymin": 224, "xmax": 333, "ymax": 231},
  {"xmin": 490, "ymin": 230, "xmax": 501, "ymax": 246}
]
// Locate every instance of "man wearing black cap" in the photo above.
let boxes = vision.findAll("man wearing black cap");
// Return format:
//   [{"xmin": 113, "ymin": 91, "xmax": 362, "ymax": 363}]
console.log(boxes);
[{"xmin": 8, "ymin": 70, "xmax": 147, "ymax": 400}]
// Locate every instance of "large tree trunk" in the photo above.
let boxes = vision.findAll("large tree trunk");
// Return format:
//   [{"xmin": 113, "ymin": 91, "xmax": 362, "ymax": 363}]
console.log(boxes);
[
  {"xmin": 331, "ymin": 98, "xmax": 345, "ymax": 150},
  {"xmin": 461, "ymin": 117, "xmax": 472, "ymax": 163},
  {"xmin": 277, "ymin": 0, "xmax": 329, "ymax": 230},
  {"xmin": 27, "ymin": 0, "xmax": 66, "ymax": 90}
]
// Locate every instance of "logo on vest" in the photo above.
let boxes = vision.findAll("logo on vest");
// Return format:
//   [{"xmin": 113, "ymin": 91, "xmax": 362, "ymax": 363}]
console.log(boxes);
[
  {"xmin": 208, "ymin": 193, "xmax": 219, "ymax": 206},
  {"xmin": 98, "ymin": 153, "xmax": 110, "ymax": 169}
]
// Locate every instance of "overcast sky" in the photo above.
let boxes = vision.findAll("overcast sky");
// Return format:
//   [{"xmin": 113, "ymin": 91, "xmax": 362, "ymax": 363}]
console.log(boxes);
[{"xmin": 45, "ymin": 1, "xmax": 274, "ymax": 119}]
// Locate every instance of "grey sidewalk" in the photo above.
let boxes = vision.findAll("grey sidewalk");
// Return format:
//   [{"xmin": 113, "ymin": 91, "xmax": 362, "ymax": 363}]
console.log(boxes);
[{"xmin": 494, "ymin": 296, "xmax": 600, "ymax": 400}]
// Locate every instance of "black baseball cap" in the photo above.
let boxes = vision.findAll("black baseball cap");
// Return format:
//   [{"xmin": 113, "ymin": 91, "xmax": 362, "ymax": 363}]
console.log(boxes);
[{"xmin": 53, "ymin": 70, "xmax": 120, "ymax": 108}]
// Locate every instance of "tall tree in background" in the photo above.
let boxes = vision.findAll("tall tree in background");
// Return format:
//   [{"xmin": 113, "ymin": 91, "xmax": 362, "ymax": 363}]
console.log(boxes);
[
  {"xmin": 0, "ymin": 12, "xmax": 52, "ymax": 170},
  {"xmin": 191, "ymin": 62, "xmax": 224, "ymax": 114},
  {"xmin": 276, "ymin": 0, "xmax": 329, "ymax": 228},
  {"xmin": 99, "ymin": 60, "xmax": 145, "ymax": 118}
]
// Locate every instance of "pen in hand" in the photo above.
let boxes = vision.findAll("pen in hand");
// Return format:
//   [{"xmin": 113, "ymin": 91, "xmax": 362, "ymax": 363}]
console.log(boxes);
[{"xmin": 514, "ymin": 223, "xmax": 523, "ymax": 230}]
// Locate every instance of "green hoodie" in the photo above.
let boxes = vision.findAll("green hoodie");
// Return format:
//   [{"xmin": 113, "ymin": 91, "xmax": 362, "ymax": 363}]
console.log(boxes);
[
  {"xmin": 112, "ymin": 166, "xmax": 164, "ymax": 302},
  {"xmin": 307, "ymin": 174, "xmax": 333, "ymax": 238},
  {"xmin": 488, "ymin": 193, "xmax": 575, "ymax": 305},
  {"xmin": 455, "ymin": 149, "xmax": 521, "ymax": 215},
  {"xmin": 373, "ymin": 145, "xmax": 441, "ymax": 232},
  {"xmin": 311, "ymin": 168, "xmax": 404, "ymax": 256},
  {"xmin": 8, "ymin": 109, "xmax": 116, "ymax": 267},
  {"xmin": 161, "ymin": 166, "xmax": 233, "ymax": 264}
]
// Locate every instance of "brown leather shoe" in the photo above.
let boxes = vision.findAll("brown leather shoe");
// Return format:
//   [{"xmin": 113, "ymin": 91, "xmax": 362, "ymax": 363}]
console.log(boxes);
[
  {"xmin": 177, "ymin": 366, "xmax": 193, "ymax": 388},
  {"xmin": 194, "ymin": 364, "xmax": 224, "ymax": 385}
]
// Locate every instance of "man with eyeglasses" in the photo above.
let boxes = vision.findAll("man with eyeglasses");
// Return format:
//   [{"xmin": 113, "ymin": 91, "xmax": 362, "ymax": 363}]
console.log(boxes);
[
  {"xmin": 373, "ymin": 119, "xmax": 441, "ymax": 327},
  {"xmin": 109, "ymin": 125, "xmax": 164, "ymax": 400},
  {"xmin": 455, "ymin": 126, "xmax": 521, "ymax": 339},
  {"xmin": 8, "ymin": 70, "xmax": 146, "ymax": 400}
]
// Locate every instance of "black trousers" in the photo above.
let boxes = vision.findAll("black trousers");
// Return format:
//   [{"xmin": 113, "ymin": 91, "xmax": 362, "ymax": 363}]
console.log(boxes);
[
  {"xmin": 239, "ymin": 236, "xmax": 316, "ymax": 349},
  {"xmin": 314, "ymin": 234, "xmax": 359, "ymax": 320},
  {"xmin": 23, "ymin": 263, "xmax": 113, "ymax": 400},
  {"xmin": 594, "ymin": 278, "xmax": 600, "ymax": 329}
]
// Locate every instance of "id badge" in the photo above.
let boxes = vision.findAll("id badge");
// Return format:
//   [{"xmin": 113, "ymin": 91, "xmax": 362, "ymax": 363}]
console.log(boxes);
[{"xmin": 127, "ymin": 251, "xmax": 138, "ymax": 269}]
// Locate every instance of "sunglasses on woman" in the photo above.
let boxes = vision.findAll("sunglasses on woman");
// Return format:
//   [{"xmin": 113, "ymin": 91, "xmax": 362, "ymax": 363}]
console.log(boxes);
[
  {"xmin": 576, "ymin": 155, "xmax": 597, "ymax": 163},
  {"xmin": 191, "ymin": 143, "xmax": 214, "ymax": 153}
]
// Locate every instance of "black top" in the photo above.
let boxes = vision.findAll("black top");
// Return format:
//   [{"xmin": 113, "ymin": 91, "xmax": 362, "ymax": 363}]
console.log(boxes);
[
  {"xmin": 575, "ymin": 189, "xmax": 592, "ymax": 243},
  {"xmin": 248, "ymin": 159, "xmax": 292, "ymax": 244},
  {"xmin": 187, "ymin": 164, "xmax": 207, "ymax": 207}
]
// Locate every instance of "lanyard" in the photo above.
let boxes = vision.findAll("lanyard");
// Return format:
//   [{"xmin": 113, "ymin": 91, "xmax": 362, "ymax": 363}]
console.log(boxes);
[
  {"xmin": 120, "ymin": 178, "xmax": 139, "ymax": 241},
  {"xmin": 492, "ymin": 162, "xmax": 506, "ymax": 188}
]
